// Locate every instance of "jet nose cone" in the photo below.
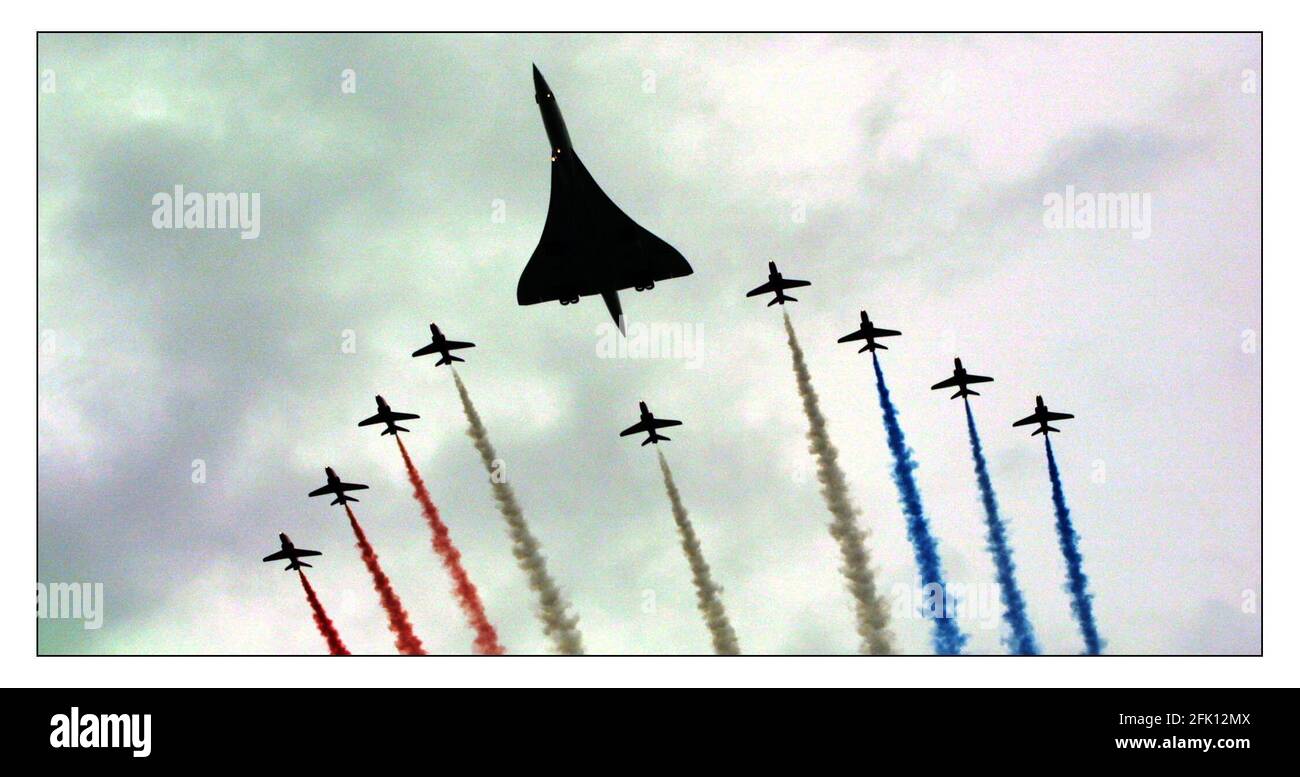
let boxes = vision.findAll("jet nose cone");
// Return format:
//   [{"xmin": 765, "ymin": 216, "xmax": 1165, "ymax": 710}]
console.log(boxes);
[{"xmin": 532, "ymin": 64, "xmax": 550, "ymax": 96}]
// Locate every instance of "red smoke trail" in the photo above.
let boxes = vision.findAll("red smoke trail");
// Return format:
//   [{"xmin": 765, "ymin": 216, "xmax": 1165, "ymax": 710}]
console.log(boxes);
[
  {"xmin": 344, "ymin": 504, "xmax": 426, "ymax": 655},
  {"xmin": 396, "ymin": 436, "xmax": 505, "ymax": 655},
  {"xmin": 297, "ymin": 569, "xmax": 350, "ymax": 655}
]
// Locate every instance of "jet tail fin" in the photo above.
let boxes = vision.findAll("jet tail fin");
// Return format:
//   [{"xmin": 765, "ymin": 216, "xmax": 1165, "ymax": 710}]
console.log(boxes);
[
  {"xmin": 954, "ymin": 388, "xmax": 979, "ymax": 399},
  {"xmin": 437, "ymin": 354, "xmax": 466, "ymax": 366},
  {"xmin": 859, "ymin": 343, "xmax": 887, "ymax": 353},
  {"xmin": 601, "ymin": 290, "xmax": 625, "ymax": 334},
  {"xmin": 331, "ymin": 494, "xmax": 360, "ymax": 506},
  {"xmin": 1032, "ymin": 425, "xmax": 1060, "ymax": 436}
]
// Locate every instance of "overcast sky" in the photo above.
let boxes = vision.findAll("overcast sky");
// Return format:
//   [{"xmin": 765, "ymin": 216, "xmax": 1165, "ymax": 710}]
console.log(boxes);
[{"xmin": 38, "ymin": 33, "xmax": 1260, "ymax": 655}]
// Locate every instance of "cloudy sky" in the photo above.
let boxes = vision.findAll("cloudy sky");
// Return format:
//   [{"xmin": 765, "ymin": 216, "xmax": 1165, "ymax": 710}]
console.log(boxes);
[{"xmin": 37, "ymin": 33, "xmax": 1260, "ymax": 655}]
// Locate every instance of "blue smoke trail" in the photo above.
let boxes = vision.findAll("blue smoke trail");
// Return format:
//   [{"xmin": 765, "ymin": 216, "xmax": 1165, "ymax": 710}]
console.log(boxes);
[
  {"xmin": 963, "ymin": 398, "xmax": 1039, "ymax": 655},
  {"xmin": 871, "ymin": 354, "xmax": 967, "ymax": 654},
  {"xmin": 1044, "ymin": 436, "xmax": 1103, "ymax": 655}
]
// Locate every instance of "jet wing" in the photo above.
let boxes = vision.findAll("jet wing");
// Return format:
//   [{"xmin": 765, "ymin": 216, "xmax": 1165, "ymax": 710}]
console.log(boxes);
[
  {"xmin": 307, "ymin": 484, "xmax": 334, "ymax": 497},
  {"xmin": 519, "ymin": 154, "xmax": 692, "ymax": 305},
  {"xmin": 571, "ymin": 155, "xmax": 692, "ymax": 294},
  {"xmin": 519, "ymin": 161, "xmax": 583, "ymax": 305},
  {"xmin": 338, "ymin": 483, "xmax": 369, "ymax": 493},
  {"xmin": 265, "ymin": 548, "xmax": 321, "ymax": 562},
  {"xmin": 388, "ymin": 412, "xmax": 419, "ymax": 421},
  {"xmin": 619, "ymin": 420, "xmax": 651, "ymax": 437},
  {"xmin": 870, "ymin": 327, "xmax": 902, "ymax": 338},
  {"xmin": 412, "ymin": 343, "xmax": 441, "ymax": 358},
  {"xmin": 931, "ymin": 375, "xmax": 962, "ymax": 390},
  {"xmin": 1011, "ymin": 413, "xmax": 1040, "ymax": 427},
  {"xmin": 1044, "ymin": 411, "xmax": 1075, "ymax": 421},
  {"xmin": 650, "ymin": 418, "xmax": 682, "ymax": 429},
  {"xmin": 442, "ymin": 340, "xmax": 475, "ymax": 351},
  {"xmin": 746, "ymin": 281, "xmax": 777, "ymax": 298},
  {"xmin": 777, "ymin": 278, "xmax": 811, "ymax": 290},
  {"xmin": 358, "ymin": 413, "xmax": 385, "ymax": 427},
  {"xmin": 837, "ymin": 329, "xmax": 868, "ymax": 343},
  {"xmin": 965, "ymin": 374, "xmax": 994, "ymax": 385}
]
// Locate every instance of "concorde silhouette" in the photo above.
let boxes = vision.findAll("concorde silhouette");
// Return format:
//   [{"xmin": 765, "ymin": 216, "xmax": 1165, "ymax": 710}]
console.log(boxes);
[{"xmin": 517, "ymin": 66, "xmax": 693, "ymax": 333}]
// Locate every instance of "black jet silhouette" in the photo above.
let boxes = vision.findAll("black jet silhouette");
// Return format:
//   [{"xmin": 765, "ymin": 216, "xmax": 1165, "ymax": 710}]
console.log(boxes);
[
  {"xmin": 517, "ymin": 66, "xmax": 693, "ymax": 333},
  {"xmin": 1013, "ymin": 395, "xmax": 1075, "ymax": 436},
  {"xmin": 412, "ymin": 323, "xmax": 475, "ymax": 366},
  {"xmin": 746, "ymin": 261, "xmax": 810, "ymax": 306},
  {"xmin": 308, "ymin": 467, "xmax": 369, "ymax": 506},
  {"xmin": 358, "ymin": 395, "xmax": 419, "ymax": 436},
  {"xmin": 931, "ymin": 358, "xmax": 995, "ymax": 399},
  {"xmin": 262, "ymin": 533, "xmax": 322, "ymax": 571},
  {"xmin": 619, "ymin": 401, "xmax": 682, "ymax": 446},
  {"xmin": 836, "ymin": 311, "xmax": 901, "ymax": 352}
]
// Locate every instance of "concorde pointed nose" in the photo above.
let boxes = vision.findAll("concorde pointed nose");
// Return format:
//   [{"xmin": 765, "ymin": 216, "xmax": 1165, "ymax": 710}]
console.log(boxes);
[{"xmin": 533, "ymin": 64, "xmax": 551, "ymax": 98}]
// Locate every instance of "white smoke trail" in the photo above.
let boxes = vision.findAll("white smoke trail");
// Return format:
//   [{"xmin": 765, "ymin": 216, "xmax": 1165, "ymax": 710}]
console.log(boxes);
[
  {"xmin": 451, "ymin": 369, "xmax": 585, "ymax": 655},
  {"xmin": 783, "ymin": 311, "xmax": 895, "ymax": 655},
  {"xmin": 657, "ymin": 450, "xmax": 741, "ymax": 655}
]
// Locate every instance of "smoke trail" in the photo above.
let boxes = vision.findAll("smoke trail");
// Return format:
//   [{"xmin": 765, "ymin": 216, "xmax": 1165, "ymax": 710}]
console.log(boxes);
[
  {"xmin": 963, "ymin": 399, "xmax": 1039, "ymax": 655},
  {"xmin": 344, "ymin": 504, "xmax": 426, "ymax": 656},
  {"xmin": 297, "ymin": 569, "xmax": 350, "ymax": 655},
  {"xmin": 395, "ymin": 436, "xmax": 505, "ymax": 655},
  {"xmin": 451, "ymin": 369, "xmax": 585, "ymax": 654},
  {"xmin": 782, "ymin": 311, "xmax": 894, "ymax": 655},
  {"xmin": 1044, "ymin": 436, "xmax": 1103, "ymax": 655},
  {"xmin": 871, "ymin": 354, "xmax": 967, "ymax": 655},
  {"xmin": 656, "ymin": 450, "xmax": 741, "ymax": 655}
]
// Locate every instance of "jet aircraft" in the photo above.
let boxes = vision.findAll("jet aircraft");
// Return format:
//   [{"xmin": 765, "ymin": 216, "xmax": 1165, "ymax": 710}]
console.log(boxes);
[
  {"xmin": 836, "ymin": 311, "xmax": 901, "ymax": 352},
  {"xmin": 1012, "ymin": 396, "xmax": 1075, "ymax": 436},
  {"xmin": 619, "ymin": 401, "xmax": 682, "ymax": 446},
  {"xmin": 517, "ymin": 66, "xmax": 693, "ymax": 333},
  {"xmin": 308, "ymin": 467, "xmax": 369, "ymax": 506},
  {"xmin": 262, "ymin": 533, "xmax": 323, "ymax": 571},
  {"xmin": 930, "ymin": 358, "xmax": 995, "ymax": 399},
  {"xmin": 358, "ymin": 395, "xmax": 420, "ymax": 436},
  {"xmin": 746, "ymin": 261, "xmax": 810, "ymax": 306},
  {"xmin": 412, "ymin": 323, "xmax": 475, "ymax": 366}
]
